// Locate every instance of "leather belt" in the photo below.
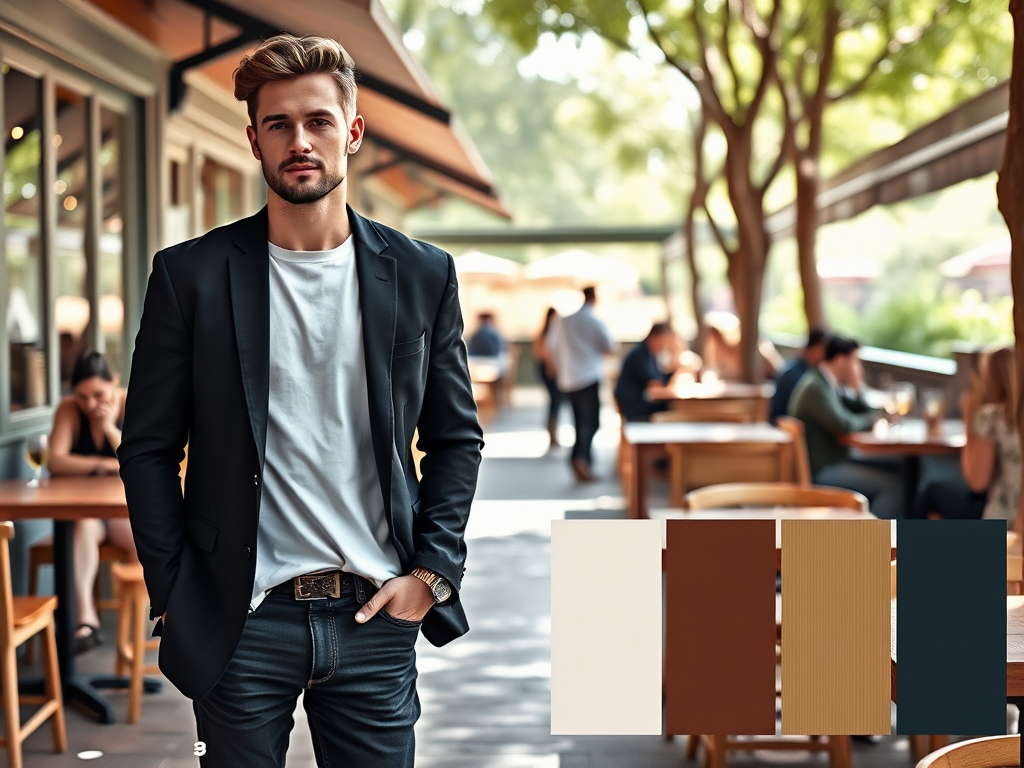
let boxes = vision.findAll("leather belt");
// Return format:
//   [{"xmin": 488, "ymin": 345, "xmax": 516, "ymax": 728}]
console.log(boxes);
[{"xmin": 273, "ymin": 570, "xmax": 371, "ymax": 603}]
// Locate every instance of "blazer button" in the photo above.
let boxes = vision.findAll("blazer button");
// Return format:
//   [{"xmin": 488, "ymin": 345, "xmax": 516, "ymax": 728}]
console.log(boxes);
[
  {"xmin": 253, "ymin": 474, "xmax": 259, "ymax": 486},
  {"xmin": 245, "ymin": 546, "xmax": 252, "ymax": 558}
]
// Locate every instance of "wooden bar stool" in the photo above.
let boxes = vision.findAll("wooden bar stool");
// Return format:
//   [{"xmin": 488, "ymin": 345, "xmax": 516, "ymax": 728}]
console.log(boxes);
[
  {"xmin": 110, "ymin": 563, "xmax": 160, "ymax": 724},
  {"xmin": 24, "ymin": 539, "xmax": 129, "ymax": 665},
  {"xmin": 0, "ymin": 521, "xmax": 66, "ymax": 768}
]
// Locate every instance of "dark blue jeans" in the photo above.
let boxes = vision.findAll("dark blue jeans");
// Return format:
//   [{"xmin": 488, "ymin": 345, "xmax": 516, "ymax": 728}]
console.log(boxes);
[
  {"xmin": 193, "ymin": 578, "xmax": 420, "ymax": 767},
  {"xmin": 565, "ymin": 382, "xmax": 600, "ymax": 466}
]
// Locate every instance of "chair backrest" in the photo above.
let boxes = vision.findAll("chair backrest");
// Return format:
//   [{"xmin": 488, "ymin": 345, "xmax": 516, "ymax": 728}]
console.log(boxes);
[
  {"xmin": 684, "ymin": 482, "xmax": 869, "ymax": 512},
  {"xmin": 775, "ymin": 416, "xmax": 811, "ymax": 486},
  {"xmin": 891, "ymin": 559, "xmax": 897, "ymax": 600},
  {"xmin": 0, "ymin": 521, "xmax": 15, "ymax": 648},
  {"xmin": 916, "ymin": 735, "xmax": 1020, "ymax": 768},
  {"xmin": 651, "ymin": 397, "xmax": 765, "ymax": 424}
]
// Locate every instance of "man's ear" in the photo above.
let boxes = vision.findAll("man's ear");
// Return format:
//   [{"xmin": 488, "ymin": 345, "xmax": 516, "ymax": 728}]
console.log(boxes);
[
  {"xmin": 246, "ymin": 125, "xmax": 261, "ymax": 160},
  {"xmin": 347, "ymin": 115, "xmax": 364, "ymax": 154}
]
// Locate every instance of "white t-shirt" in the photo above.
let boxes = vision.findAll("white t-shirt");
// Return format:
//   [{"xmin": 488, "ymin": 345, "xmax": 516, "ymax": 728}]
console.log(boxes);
[{"xmin": 250, "ymin": 237, "xmax": 401, "ymax": 611}]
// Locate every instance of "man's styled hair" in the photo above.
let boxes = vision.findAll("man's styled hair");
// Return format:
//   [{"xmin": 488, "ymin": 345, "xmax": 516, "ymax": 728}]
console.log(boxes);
[
  {"xmin": 646, "ymin": 322, "xmax": 672, "ymax": 340},
  {"xmin": 806, "ymin": 327, "xmax": 828, "ymax": 349},
  {"xmin": 233, "ymin": 34, "xmax": 358, "ymax": 126},
  {"xmin": 582, "ymin": 286, "xmax": 597, "ymax": 303},
  {"xmin": 824, "ymin": 336, "xmax": 860, "ymax": 362}
]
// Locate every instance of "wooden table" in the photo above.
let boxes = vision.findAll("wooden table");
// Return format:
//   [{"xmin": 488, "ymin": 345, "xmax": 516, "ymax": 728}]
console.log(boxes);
[
  {"xmin": 652, "ymin": 508, "xmax": 892, "ymax": 569},
  {"xmin": 648, "ymin": 380, "xmax": 774, "ymax": 402},
  {"xmin": 840, "ymin": 420, "xmax": 965, "ymax": 515},
  {"xmin": 890, "ymin": 596, "xmax": 1024, "ymax": 701},
  {"xmin": 0, "ymin": 476, "xmax": 160, "ymax": 723},
  {"xmin": 622, "ymin": 422, "xmax": 793, "ymax": 518},
  {"xmin": 648, "ymin": 381, "xmax": 774, "ymax": 421}
]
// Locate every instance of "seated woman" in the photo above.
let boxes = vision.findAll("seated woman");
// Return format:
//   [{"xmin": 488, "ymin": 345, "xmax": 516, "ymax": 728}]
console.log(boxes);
[
  {"xmin": 46, "ymin": 352, "xmax": 138, "ymax": 653},
  {"xmin": 913, "ymin": 346, "xmax": 1020, "ymax": 527}
]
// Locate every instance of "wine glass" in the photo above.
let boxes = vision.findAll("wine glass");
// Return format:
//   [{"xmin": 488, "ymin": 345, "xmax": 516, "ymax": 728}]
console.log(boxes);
[
  {"xmin": 889, "ymin": 382, "xmax": 916, "ymax": 431},
  {"xmin": 25, "ymin": 434, "xmax": 48, "ymax": 487}
]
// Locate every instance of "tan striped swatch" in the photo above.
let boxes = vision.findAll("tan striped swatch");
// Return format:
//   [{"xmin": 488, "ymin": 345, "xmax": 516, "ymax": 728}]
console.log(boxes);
[
  {"xmin": 550, "ymin": 520, "xmax": 663, "ymax": 735},
  {"xmin": 781, "ymin": 520, "xmax": 891, "ymax": 734}
]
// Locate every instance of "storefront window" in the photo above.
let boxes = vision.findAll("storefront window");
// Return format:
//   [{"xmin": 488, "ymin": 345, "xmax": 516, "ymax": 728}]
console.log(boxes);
[
  {"xmin": 3, "ymin": 65, "xmax": 48, "ymax": 411},
  {"xmin": 53, "ymin": 86, "xmax": 89, "ymax": 395},
  {"xmin": 200, "ymin": 157, "xmax": 243, "ymax": 231},
  {"xmin": 99, "ymin": 107, "xmax": 124, "ymax": 377}
]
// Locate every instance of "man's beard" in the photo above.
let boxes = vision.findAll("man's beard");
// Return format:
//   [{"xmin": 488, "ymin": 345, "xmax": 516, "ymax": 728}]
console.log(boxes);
[{"xmin": 263, "ymin": 158, "xmax": 344, "ymax": 205}]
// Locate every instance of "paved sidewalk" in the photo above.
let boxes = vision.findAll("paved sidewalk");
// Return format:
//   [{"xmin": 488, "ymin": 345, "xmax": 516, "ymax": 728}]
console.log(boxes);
[{"xmin": 21, "ymin": 387, "xmax": 1015, "ymax": 766}]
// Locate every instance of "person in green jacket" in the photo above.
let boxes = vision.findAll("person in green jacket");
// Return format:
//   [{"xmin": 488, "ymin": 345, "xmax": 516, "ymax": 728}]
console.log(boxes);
[{"xmin": 789, "ymin": 336, "xmax": 904, "ymax": 518}]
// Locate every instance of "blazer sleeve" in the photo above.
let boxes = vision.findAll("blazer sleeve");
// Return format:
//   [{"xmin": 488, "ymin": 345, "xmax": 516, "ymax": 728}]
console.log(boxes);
[
  {"xmin": 117, "ymin": 251, "xmax": 192, "ymax": 619},
  {"xmin": 411, "ymin": 254, "xmax": 484, "ymax": 605}
]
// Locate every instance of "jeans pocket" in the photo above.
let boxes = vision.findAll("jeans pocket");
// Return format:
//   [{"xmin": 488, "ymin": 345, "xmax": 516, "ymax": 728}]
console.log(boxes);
[{"xmin": 377, "ymin": 609, "xmax": 422, "ymax": 629}]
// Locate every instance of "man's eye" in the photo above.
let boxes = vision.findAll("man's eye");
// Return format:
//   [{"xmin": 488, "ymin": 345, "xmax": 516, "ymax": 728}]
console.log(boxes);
[
  {"xmin": 269, "ymin": 123, "xmax": 286, "ymax": 130},
  {"xmin": 312, "ymin": 119, "xmax": 330, "ymax": 127}
]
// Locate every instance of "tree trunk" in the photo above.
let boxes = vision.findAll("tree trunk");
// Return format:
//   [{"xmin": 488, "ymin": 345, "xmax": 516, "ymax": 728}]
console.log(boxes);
[
  {"xmin": 724, "ymin": 136, "xmax": 770, "ymax": 382},
  {"xmin": 684, "ymin": 207, "xmax": 705, "ymax": 355},
  {"xmin": 996, "ymin": 0, "xmax": 1024, "ymax": 531},
  {"xmin": 794, "ymin": 158, "xmax": 827, "ymax": 330}
]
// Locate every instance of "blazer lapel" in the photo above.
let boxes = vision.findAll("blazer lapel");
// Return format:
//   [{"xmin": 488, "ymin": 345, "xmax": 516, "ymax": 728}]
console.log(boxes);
[
  {"xmin": 228, "ymin": 207, "xmax": 271, "ymax": 471},
  {"xmin": 349, "ymin": 206, "xmax": 397, "ymax": 519}
]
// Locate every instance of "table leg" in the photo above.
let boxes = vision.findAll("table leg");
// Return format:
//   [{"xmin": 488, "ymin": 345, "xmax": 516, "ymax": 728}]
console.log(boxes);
[
  {"xmin": 627, "ymin": 443, "xmax": 645, "ymax": 519},
  {"xmin": 902, "ymin": 456, "xmax": 921, "ymax": 518}
]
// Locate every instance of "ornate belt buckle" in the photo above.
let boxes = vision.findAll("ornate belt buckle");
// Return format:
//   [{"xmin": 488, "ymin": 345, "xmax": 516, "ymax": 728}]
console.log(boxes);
[{"xmin": 294, "ymin": 571, "xmax": 341, "ymax": 600}]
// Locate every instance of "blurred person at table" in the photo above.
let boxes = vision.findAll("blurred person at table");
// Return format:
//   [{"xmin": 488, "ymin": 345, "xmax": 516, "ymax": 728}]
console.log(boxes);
[
  {"xmin": 769, "ymin": 327, "xmax": 829, "ymax": 423},
  {"xmin": 614, "ymin": 322, "xmax": 679, "ymax": 423},
  {"xmin": 789, "ymin": 336, "xmax": 904, "ymax": 519},
  {"xmin": 534, "ymin": 307, "xmax": 562, "ymax": 448},
  {"xmin": 546, "ymin": 285, "xmax": 617, "ymax": 481},
  {"xmin": 47, "ymin": 351, "xmax": 137, "ymax": 654},
  {"xmin": 956, "ymin": 346, "xmax": 1020, "ymax": 529},
  {"xmin": 118, "ymin": 35, "xmax": 482, "ymax": 768},
  {"xmin": 467, "ymin": 311, "xmax": 506, "ymax": 359},
  {"xmin": 702, "ymin": 312, "xmax": 782, "ymax": 382}
]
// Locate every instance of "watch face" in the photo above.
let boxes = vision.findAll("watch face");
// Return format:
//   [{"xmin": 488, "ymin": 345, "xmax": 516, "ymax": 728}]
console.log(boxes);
[{"xmin": 433, "ymin": 580, "xmax": 452, "ymax": 603}]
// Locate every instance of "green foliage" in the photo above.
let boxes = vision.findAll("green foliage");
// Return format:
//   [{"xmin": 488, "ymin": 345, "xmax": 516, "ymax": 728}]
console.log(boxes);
[
  {"xmin": 381, "ymin": 0, "xmax": 694, "ymax": 228},
  {"xmin": 857, "ymin": 287, "xmax": 1013, "ymax": 359}
]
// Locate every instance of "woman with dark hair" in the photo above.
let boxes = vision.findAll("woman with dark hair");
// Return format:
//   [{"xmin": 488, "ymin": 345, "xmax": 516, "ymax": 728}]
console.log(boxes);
[
  {"xmin": 47, "ymin": 351, "xmax": 137, "ymax": 653},
  {"xmin": 534, "ymin": 307, "xmax": 562, "ymax": 448}
]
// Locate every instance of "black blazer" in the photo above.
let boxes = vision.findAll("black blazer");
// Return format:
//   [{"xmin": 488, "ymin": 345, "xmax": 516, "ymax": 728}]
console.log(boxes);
[{"xmin": 118, "ymin": 206, "xmax": 484, "ymax": 701}]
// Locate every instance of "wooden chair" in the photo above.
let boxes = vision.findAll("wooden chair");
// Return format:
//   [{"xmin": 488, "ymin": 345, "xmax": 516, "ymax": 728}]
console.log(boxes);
[
  {"xmin": 111, "ymin": 563, "xmax": 160, "ymax": 724},
  {"xmin": 915, "ymin": 735, "xmax": 1019, "ymax": 768},
  {"xmin": 684, "ymin": 482, "xmax": 869, "ymax": 513},
  {"xmin": 668, "ymin": 443, "xmax": 795, "ymax": 508},
  {"xmin": 775, "ymin": 416, "xmax": 812, "ymax": 486},
  {"xmin": 0, "ymin": 521, "xmax": 66, "ymax": 768}
]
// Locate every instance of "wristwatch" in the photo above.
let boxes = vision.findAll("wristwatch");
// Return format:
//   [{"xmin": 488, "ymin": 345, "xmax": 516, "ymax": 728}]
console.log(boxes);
[{"xmin": 410, "ymin": 567, "xmax": 453, "ymax": 604}]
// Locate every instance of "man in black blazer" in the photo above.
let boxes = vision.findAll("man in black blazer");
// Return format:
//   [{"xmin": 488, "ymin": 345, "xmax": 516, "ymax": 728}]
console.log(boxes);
[{"xmin": 118, "ymin": 34, "xmax": 483, "ymax": 767}]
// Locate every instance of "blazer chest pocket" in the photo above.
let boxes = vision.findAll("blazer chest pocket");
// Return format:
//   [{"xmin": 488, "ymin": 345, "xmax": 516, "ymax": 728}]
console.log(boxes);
[
  {"xmin": 186, "ymin": 512, "xmax": 219, "ymax": 553},
  {"xmin": 393, "ymin": 332, "xmax": 426, "ymax": 360}
]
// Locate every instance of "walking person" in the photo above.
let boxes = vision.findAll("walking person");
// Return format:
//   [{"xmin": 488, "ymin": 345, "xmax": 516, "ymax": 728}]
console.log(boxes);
[
  {"xmin": 534, "ymin": 307, "xmax": 562, "ymax": 448},
  {"xmin": 546, "ymin": 286, "xmax": 616, "ymax": 481},
  {"xmin": 118, "ymin": 34, "xmax": 483, "ymax": 767}
]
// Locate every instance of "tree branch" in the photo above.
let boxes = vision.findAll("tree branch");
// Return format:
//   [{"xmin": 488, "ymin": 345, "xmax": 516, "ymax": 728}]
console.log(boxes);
[
  {"xmin": 743, "ymin": 0, "xmax": 782, "ymax": 125},
  {"xmin": 633, "ymin": 0, "xmax": 732, "ymax": 130}
]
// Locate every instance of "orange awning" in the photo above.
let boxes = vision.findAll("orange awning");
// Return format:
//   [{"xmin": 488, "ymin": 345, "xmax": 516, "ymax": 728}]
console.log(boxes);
[{"xmin": 89, "ymin": 0, "xmax": 509, "ymax": 218}]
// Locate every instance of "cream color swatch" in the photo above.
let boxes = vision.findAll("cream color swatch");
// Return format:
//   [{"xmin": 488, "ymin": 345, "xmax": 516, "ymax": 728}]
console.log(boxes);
[
  {"xmin": 781, "ymin": 520, "xmax": 891, "ymax": 734},
  {"xmin": 550, "ymin": 520, "xmax": 663, "ymax": 735}
]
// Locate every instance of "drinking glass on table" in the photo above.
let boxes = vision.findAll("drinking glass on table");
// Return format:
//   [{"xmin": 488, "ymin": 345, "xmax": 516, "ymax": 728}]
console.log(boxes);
[
  {"xmin": 887, "ymin": 381, "xmax": 915, "ymax": 430},
  {"xmin": 921, "ymin": 387, "xmax": 945, "ymax": 437},
  {"xmin": 25, "ymin": 433, "xmax": 48, "ymax": 487}
]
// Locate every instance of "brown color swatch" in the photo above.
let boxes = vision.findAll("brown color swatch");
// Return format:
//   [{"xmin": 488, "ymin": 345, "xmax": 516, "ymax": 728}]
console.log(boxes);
[
  {"xmin": 781, "ymin": 520, "xmax": 891, "ymax": 734},
  {"xmin": 665, "ymin": 519, "xmax": 777, "ymax": 735}
]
